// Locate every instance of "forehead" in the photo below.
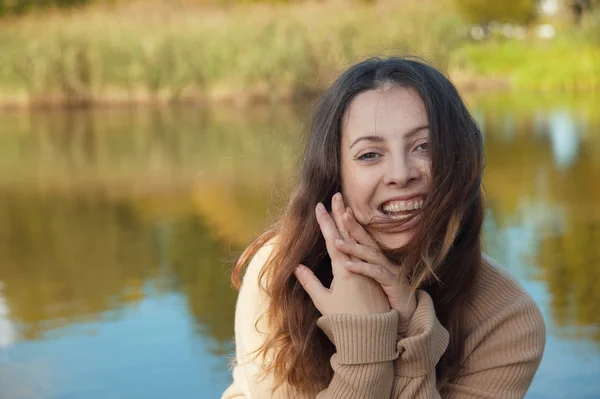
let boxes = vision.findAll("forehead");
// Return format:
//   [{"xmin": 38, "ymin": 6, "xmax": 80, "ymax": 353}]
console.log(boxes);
[{"xmin": 342, "ymin": 86, "xmax": 428, "ymax": 141}]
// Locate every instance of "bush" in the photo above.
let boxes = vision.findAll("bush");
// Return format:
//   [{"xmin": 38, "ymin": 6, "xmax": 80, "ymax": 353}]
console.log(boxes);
[{"xmin": 454, "ymin": 0, "xmax": 538, "ymax": 25}]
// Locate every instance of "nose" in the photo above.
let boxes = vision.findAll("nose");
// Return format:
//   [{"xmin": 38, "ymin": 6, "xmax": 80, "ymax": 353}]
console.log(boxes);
[{"xmin": 383, "ymin": 153, "xmax": 420, "ymax": 187}]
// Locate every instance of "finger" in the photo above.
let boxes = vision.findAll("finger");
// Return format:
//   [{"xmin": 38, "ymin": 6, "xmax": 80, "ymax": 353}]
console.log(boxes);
[
  {"xmin": 344, "ymin": 261, "xmax": 396, "ymax": 286},
  {"xmin": 343, "ymin": 207, "xmax": 377, "ymax": 249},
  {"xmin": 335, "ymin": 239, "xmax": 393, "ymax": 273},
  {"xmin": 316, "ymin": 203, "xmax": 348, "ymax": 267},
  {"xmin": 294, "ymin": 264, "xmax": 328, "ymax": 307},
  {"xmin": 332, "ymin": 193, "xmax": 355, "ymax": 243},
  {"xmin": 316, "ymin": 202, "xmax": 343, "ymax": 240}
]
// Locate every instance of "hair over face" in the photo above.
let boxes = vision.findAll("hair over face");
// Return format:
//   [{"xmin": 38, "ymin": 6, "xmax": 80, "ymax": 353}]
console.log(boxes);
[{"xmin": 231, "ymin": 56, "xmax": 485, "ymax": 394}]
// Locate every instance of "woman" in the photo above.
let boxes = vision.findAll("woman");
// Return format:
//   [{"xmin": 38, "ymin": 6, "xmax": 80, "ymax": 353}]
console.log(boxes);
[{"xmin": 221, "ymin": 57, "xmax": 545, "ymax": 398}]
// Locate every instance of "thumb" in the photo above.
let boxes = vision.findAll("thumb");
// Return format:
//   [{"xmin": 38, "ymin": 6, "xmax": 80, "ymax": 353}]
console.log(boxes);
[{"xmin": 294, "ymin": 264, "xmax": 327, "ymax": 306}]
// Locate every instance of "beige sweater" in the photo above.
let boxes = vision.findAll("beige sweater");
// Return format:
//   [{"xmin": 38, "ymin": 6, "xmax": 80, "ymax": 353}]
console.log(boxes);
[{"xmin": 222, "ymin": 243, "xmax": 546, "ymax": 399}]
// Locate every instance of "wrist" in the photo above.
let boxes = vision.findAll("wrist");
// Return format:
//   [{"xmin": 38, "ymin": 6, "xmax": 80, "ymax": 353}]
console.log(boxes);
[{"xmin": 394, "ymin": 294, "xmax": 417, "ymax": 322}]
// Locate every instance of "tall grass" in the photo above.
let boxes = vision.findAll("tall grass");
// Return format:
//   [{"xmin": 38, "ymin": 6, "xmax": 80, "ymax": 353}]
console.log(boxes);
[
  {"xmin": 0, "ymin": 0, "xmax": 464, "ymax": 106},
  {"xmin": 1, "ymin": 0, "xmax": 598, "ymax": 107}
]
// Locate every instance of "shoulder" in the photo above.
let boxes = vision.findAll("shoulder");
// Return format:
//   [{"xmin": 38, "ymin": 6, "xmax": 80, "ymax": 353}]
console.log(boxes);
[
  {"xmin": 467, "ymin": 254, "xmax": 544, "ymax": 323},
  {"xmin": 240, "ymin": 239, "xmax": 277, "ymax": 293},
  {"xmin": 235, "ymin": 238, "xmax": 279, "ymax": 327},
  {"xmin": 440, "ymin": 256, "xmax": 547, "ymax": 395},
  {"xmin": 233, "ymin": 239, "xmax": 278, "ymax": 350},
  {"xmin": 461, "ymin": 254, "xmax": 546, "ymax": 361}
]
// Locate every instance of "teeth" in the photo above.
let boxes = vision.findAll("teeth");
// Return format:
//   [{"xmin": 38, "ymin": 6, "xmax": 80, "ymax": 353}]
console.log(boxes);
[
  {"xmin": 388, "ymin": 213, "xmax": 412, "ymax": 220},
  {"xmin": 382, "ymin": 199, "xmax": 424, "ymax": 214}
]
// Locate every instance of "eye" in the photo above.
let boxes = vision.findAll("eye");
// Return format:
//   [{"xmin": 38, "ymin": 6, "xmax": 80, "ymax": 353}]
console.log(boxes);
[
  {"xmin": 415, "ymin": 142, "xmax": 429, "ymax": 152},
  {"xmin": 357, "ymin": 152, "xmax": 381, "ymax": 161}
]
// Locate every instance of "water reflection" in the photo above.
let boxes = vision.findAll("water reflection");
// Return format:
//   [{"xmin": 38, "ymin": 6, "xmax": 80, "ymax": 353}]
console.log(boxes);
[
  {"xmin": 548, "ymin": 111, "xmax": 580, "ymax": 169},
  {"xmin": 478, "ymin": 92, "xmax": 600, "ymax": 344},
  {"xmin": 0, "ymin": 106, "xmax": 303, "ymax": 199},
  {"xmin": 0, "ymin": 92, "xmax": 598, "ymax": 397},
  {"xmin": 0, "ymin": 191, "xmax": 256, "ymax": 353},
  {"xmin": 0, "ymin": 282, "xmax": 16, "ymax": 348}
]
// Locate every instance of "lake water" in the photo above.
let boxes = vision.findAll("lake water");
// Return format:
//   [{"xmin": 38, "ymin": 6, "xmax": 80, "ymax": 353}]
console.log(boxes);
[{"xmin": 0, "ymin": 92, "xmax": 598, "ymax": 398}]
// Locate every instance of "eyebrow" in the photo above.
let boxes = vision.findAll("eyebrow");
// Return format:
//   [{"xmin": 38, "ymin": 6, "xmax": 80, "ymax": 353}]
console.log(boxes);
[{"xmin": 349, "ymin": 125, "xmax": 429, "ymax": 150}]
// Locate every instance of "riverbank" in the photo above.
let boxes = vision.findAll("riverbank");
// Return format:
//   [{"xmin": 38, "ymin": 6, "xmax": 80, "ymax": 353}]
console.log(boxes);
[{"xmin": 0, "ymin": 0, "xmax": 598, "ymax": 108}]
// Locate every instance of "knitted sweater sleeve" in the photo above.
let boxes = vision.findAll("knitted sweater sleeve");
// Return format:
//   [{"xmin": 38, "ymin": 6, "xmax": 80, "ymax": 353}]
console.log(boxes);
[
  {"xmin": 390, "ymin": 287, "xmax": 545, "ymax": 398},
  {"xmin": 221, "ymin": 244, "xmax": 400, "ymax": 399}
]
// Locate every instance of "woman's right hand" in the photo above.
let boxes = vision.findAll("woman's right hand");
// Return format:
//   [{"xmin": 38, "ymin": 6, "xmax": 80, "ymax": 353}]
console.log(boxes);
[{"xmin": 293, "ymin": 200, "xmax": 390, "ymax": 316}]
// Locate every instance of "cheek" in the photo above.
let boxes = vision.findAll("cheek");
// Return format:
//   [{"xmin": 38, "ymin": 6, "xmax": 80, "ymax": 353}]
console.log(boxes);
[
  {"xmin": 416, "ymin": 158, "xmax": 432, "ymax": 185},
  {"xmin": 342, "ymin": 174, "xmax": 377, "ymax": 222}
]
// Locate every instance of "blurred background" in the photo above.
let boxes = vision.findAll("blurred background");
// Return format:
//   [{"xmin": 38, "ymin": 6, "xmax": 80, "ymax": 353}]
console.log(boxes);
[{"xmin": 0, "ymin": 0, "xmax": 598, "ymax": 398}]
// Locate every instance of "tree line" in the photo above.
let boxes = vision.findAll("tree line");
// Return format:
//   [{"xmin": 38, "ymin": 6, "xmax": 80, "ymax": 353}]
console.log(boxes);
[{"xmin": 0, "ymin": 0, "xmax": 597, "ymax": 26}]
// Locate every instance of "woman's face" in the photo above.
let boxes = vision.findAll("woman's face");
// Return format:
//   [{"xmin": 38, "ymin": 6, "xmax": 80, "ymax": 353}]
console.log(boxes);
[{"xmin": 340, "ymin": 85, "xmax": 431, "ymax": 249}]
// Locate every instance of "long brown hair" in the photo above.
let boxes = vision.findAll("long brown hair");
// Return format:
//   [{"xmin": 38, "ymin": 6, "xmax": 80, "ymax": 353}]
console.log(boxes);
[{"xmin": 231, "ymin": 56, "xmax": 484, "ymax": 394}]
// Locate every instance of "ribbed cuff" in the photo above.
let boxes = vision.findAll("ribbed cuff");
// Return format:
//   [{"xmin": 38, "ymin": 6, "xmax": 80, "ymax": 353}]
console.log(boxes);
[
  {"xmin": 395, "ymin": 290, "xmax": 450, "ymax": 377},
  {"xmin": 317, "ymin": 310, "xmax": 399, "ymax": 365}
]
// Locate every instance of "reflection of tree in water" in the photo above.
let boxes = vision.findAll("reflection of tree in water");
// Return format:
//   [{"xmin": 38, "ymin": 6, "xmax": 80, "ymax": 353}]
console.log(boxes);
[
  {"xmin": 167, "ymin": 176, "xmax": 284, "ymax": 354},
  {"xmin": 0, "ymin": 104, "xmax": 299, "ymax": 351},
  {"xmin": 0, "ymin": 192, "xmax": 157, "ymax": 340},
  {"xmin": 538, "ymin": 145, "xmax": 600, "ymax": 342},
  {"xmin": 4, "ymin": 92, "xmax": 599, "ymax": 351},
  {"xmin": 0, "ymin": 183, "xmax": 278, "ymax": 353},
  {"xmin": 479, "ymin": 98, "xmax": 600, "ymax": 343},
  {"xmin": 167, "ymin": 214, "xmax": 240, "ymax": 355},
  {"xmin": 0, "ymin": 104, "xmax": 302, "ymax": 194},
  {"xmin": 539, "ymin": 219, "xmax": 600, "ymax": 342}
]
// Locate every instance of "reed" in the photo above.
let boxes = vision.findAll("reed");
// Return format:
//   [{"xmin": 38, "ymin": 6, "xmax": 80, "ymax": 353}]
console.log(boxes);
[
  {"xmin": 1, "ymin": 0, "xmax": 598, "ymax": 107},
  {"xmin": 0, "ymin": 0, "xmax": 463, "ymax": 107}
]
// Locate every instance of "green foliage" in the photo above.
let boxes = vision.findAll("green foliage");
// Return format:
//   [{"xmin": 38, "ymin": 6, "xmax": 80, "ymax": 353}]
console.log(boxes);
[
  {"xmin": 451, "ymin": 37, "xmax": 600, "ymax": 90},
  {"xmin": 454, "ymin": 0, "xmax": 539, "ymax": 25},
  {"xmin": 0, "ymin": 0, "xmax": 90, "ymax": 15}
]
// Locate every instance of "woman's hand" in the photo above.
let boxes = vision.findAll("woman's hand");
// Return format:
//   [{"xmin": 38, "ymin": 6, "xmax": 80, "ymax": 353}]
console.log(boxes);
[
  {"xmin": 331, "ymin": 193, "xmax": 417, "ymax": 321},
  {"xmin": 293, "ymin": 200, "xmax": 390, "ymax": 316}
]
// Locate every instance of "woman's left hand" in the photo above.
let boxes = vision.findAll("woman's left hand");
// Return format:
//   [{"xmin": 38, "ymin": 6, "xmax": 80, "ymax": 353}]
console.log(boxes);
[{"xmin": 331, "ymin": 193, "xmax": 417, "ymax": 321}]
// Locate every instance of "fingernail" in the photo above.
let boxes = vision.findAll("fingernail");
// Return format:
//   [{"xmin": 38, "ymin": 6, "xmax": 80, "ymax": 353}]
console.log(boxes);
[
  {"xmin": 335, "ymin": 239, "xmax": 345, "ymax": 246},
  {"xmin": 316, "ymin": 203, "xmax": 325, "ymax": 213},
  {"xmin": 344, "ymin": 261, "xmax": 354, "ymax": 268}
]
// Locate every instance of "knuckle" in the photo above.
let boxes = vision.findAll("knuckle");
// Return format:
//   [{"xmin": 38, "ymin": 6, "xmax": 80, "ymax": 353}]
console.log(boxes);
[
  {"xmin": 367, "ymin": 247, "xmax": 378, "ymax": 258},
  {"xmin": 374, "ymin": 265, "xmax": 386, "ymax": 278}
]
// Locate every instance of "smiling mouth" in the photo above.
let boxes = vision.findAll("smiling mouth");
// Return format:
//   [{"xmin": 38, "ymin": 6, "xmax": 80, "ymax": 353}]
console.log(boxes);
[{"xmin": 378, "ymin": 198, "xmax": 424, "ymax": 221}]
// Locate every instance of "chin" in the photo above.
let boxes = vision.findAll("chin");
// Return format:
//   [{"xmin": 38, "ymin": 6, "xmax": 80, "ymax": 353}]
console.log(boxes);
[{"xmin": 374, "ymin": 231, "xmax": 413, "ymax": 251}]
